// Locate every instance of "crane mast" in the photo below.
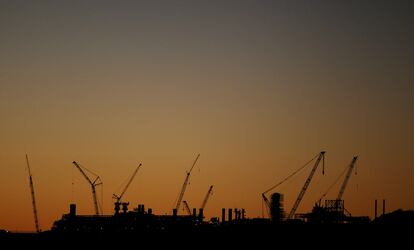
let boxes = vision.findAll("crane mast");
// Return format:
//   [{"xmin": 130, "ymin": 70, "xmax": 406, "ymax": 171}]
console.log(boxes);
[
  {"xmin": 288, "ymin": 151, "xmax": 325, "ymax": 219},
  {"xmin": 113, "ymin": 163, "xmax": 142, "ymax": 214},
  {"xmin": 72, "ymin": 161, "xmax": 102, "ymax": 215},
  {"xmin": 336, "ymin": 156, "xmax": 358, "ymax": 201},
  {"xmin": 261, "ymin": 153, "xmax": 320, "ymax": 218},
  {"xmin": 200, "ymin": 185, "xmax": 213, "ymax": 210},
  {"xmin": 26, "ymin": 154, "xmax": 40, "ymax": 233},
  {"xmin": 182, "ymin": 200, "xmax": 192, "ymax": 216},
  {"xmin": 113, "ymin": 163, "xmax": 142, "ymax": 203},
  {"xmin": 174, "ymin": 154, "xmax": 200, "ymax": 212}
]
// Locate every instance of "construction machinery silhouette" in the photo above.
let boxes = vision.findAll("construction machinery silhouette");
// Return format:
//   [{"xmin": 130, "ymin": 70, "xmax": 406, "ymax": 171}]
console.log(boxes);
[
  {"xmin": 72, "ymin": 161, "xmax": 103, "ymax": 215},
  {"xmin": 113, "ymin": 163, "xmax": 143, "ymax": 214},
  {"xmin": 25, "ymin": 154, "xmax": 40, "ymax": 233},
  {"xmin": 262, "ymin": 151, "xmax": 325, "ymax": 220},
  {"xmin": 174, "ymin": 154, "xmax": 200, "ymax": 214}
]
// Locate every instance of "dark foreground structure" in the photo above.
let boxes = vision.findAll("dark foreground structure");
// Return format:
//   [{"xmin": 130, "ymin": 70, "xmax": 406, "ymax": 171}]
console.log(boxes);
[
  {"xmin": 1, "ymin": 203, "xmax": 412, "ymax": 248},
  {"xmin": 1, "ymin": 223, "xmax": 412, "ymax": 248}
]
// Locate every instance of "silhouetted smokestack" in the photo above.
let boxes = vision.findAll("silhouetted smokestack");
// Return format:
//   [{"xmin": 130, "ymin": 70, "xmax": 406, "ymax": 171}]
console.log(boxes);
[
  {"xmin": 199, "ymin": 208, "xmax": 204, "ymax": 221},
  {"xmin": 234, "ymin": 209, "xmax": 238, "ymax": 220},
  {"xmin": 242, "ymin": 209, "xmax": 245, "ymax": 219},
  {"xmin": 193, "ymin": 208, "xmax": 197, "ymax": 217},
  {"xmin": 222, "ymin": 208, "xmax": 226, "ymax": 223},
  {"xmin": 375, "ymin": 200, "xmax": 378, "ymax": 219},
  {"xmin": 228, "ymin": 209, "xmax": 233, "ymax": 222},
  {"xmin": 148, "ymin": 208, "xmax": 152, "ymax": 215},
  {"xmin": 70, "ymin": 203, "xmax": 76, "ymax": 217},
  {"xmin": 383, "ymin": 199, "xmax": 385, "ymax": 216},
  {"xmin": 173, "ymin": 209, "xmax": 177, "ymax": 217}
]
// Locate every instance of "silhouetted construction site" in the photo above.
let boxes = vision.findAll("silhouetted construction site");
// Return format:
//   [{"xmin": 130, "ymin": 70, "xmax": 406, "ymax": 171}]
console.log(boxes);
[{"xmin": 1, "ymin": 151, "xmax": 413, "ymax": 243}]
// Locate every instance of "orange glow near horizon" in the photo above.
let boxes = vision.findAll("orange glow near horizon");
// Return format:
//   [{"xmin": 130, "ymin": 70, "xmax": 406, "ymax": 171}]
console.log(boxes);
[{"xmin": 0, "ymin": 1, "xmax": 413, "ymax": 231}]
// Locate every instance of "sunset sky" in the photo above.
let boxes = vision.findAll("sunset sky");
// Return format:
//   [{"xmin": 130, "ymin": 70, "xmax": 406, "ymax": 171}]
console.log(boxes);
[{"xmin": 0, "ymin": 0, "xmax": 413, "ymax": 231}]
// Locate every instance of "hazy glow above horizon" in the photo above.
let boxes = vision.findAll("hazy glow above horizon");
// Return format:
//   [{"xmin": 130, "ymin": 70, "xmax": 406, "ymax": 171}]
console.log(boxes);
[{"xmin": 0, "ymin": 0, "xmax": 413, "ymax": 231}]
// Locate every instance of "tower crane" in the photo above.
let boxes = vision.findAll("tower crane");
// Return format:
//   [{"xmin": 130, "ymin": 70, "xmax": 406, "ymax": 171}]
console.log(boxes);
[
  {"xmin": 182, "ymin": 200, "xmax": 192, "ymax": 216},
  {"xmin": 25, "ymin": 154, "xmax": 40, "ymax": 233},
  {"xmin": 200, "ymin": 185, "xmax": 213, "ymax": 210},
  {"xmin": 261, "ymin": 153, "xmax": 321, "ymax": 218},
  {"xmin": 72, "ymin": 161, "xmax": 103, "ymax": 215},
  {"xmin": 287, "ymin": 151, "xmax": 325, "ymax": 219},
  {"xmin": 174, "ymin": 154, "xmax": 200, "ymax": 213},
  {"xmin": 336, "ymin": 156, "xmax": 358, "ymax": 201},
  {"xmin": 112, "ymin": 163, "xmax": 142, "ymax": 214}
]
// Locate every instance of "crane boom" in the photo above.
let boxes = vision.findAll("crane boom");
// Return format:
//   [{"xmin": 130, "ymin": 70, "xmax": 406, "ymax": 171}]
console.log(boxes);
[
  {"xmin": 288, "ymin": 151, "xmax": 325, "ymax": 219},
  {"xmin": 174, "ymin": 154, "xmax": 200, "ymax": 212},
  {"xmin": 336, "ymin": 156, "xmax": 358, "ymax": 201},
  {"xmin": 200, "ymin": 185, "xmax": 213, "ymax": 210},
  {"xmin": 113, "ymin": 163, "xmax": 142, "ymax": 202},
  {"xmin": 26, "ymin": 154, "xmax": 40, "ymax": 233},
  {"xmin": 72, "ymin": 161, "xmax": 102, "ymax": 215},
  {"xmin": 262, "ymin": 193, "xmax": 271, "ymax": 217},
  {"xmin": 261, "ymin": 154, "xmax": 319, "ymax": 218},
  {"xmin": 182, "ymin": 200, "xmax": 192, "ymax": 216}
]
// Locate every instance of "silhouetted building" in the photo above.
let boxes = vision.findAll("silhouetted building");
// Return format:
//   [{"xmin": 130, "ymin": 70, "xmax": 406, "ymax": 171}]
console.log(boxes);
[
  {"xmin": 52, "ymin": 203, "xmax": 208, "ymax": 233},
  {"xmin": 374, "ymin": 209, "xmax": 414, "ymax": 225},
  {"xmin": 270, "ymin": 193, "xmax": 284, "ymax": 222}
]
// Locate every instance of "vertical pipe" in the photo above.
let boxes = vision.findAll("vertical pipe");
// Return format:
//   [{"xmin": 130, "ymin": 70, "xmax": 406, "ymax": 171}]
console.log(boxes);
[
  {"xmin": 228, "ymin": 209, "xmax": 233, "ymax": 222},
  {"xmin": 382, "ymin": 199, "xmax": 385, "ymax": 216},
  {"xmin": 199, "ymin": 208, "xmax": 204, "ymax": 221},
  {"xmin": 222, "ymin": 208, "xmax": 226, "ymax": 223},
  {"xmin": 375, "ymin": 200, "xmax": 377, "ymax": 219},
  {"xmin": 70, "ymin": 203, "xmax": 76, "ymax": 217},
  {"xmin": 193, "ymin": 208, "xmax": 197, "ymax": 218}
]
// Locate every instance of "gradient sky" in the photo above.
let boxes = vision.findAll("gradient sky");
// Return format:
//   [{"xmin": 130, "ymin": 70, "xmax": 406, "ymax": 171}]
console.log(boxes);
[{"xmin": 1, "ymin": 0, "xmax": 413, "ymax": 231}]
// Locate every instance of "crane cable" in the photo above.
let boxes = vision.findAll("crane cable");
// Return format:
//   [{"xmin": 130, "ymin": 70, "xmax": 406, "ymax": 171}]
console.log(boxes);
[
  {"xmin": 317, "ymin": 159, "xmax": 359, "ymax": 204},
  {"xmin": 78, "ymin": 162, "xmax": 101, "ymax": 179},
  {"xmin": 263, "ymin": 154, "xmax": 319, "ymax": 196},
  {"xmin": 73, "ymin": 162, "xmax": 103, "ymax": 214},
  {"xmin": 114, "ymin": 168, "xmax": 136, "ymax": 199},
  {"xmin": 317, "ymin": 165, "xmax": 348, "ymax": 204}
]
